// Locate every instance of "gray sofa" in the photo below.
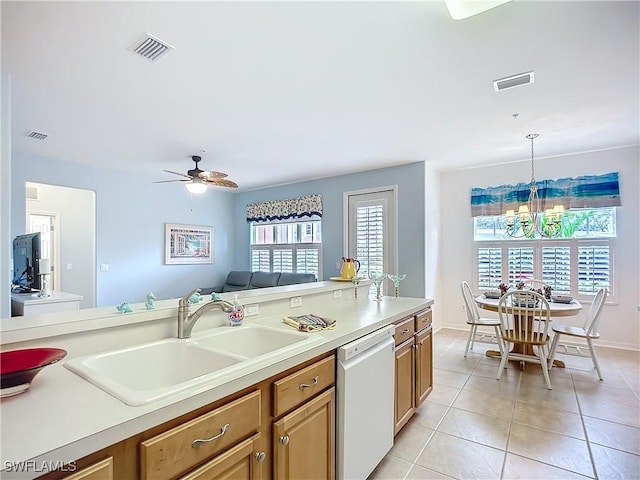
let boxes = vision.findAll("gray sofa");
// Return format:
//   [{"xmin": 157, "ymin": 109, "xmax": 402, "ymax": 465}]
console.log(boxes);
[{"xmin": 201, "ymin": 271, "xmax": 316, "ymax": 294}]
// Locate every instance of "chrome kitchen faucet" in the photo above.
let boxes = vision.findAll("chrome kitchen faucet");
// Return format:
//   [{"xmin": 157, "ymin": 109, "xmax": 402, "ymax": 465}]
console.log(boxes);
[{"xmin": 177, "ymin": 288, "xmax": 235, "ymax": 339}]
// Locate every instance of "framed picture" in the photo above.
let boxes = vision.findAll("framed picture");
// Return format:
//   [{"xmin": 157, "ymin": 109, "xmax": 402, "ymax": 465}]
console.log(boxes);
[{"xmin": 165, "ymin": 223, "xmax": 214, "ymax": 265}]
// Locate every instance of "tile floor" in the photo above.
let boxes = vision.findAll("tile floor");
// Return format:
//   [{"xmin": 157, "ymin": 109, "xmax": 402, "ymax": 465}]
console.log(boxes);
[{"xmin": 369, "ymin": 328, "xmax": 640, "ymax": 480}]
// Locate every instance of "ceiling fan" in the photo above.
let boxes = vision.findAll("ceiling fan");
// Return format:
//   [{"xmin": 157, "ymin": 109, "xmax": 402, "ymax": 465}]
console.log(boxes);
[{"xmin": 154, "ymin": 155, "xmax": 238, "ymax": 193}]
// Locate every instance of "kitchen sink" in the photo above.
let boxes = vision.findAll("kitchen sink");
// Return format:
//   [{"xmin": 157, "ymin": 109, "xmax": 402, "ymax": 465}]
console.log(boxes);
[
  {"xmin": 192, "ymin": 324, "xmax": 322, "ymax": 358},
  {"xmin": 65, "ymin": 339, "xmax": 245, "ymax": 406},
  {"xmin": 65, "ymin": 324, "xmax": 323, "ymax": 406}
]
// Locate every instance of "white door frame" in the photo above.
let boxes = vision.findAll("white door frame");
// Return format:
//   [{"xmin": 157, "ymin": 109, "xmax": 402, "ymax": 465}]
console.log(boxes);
[
  {"xmin": 27, "ymin": 210, "xmax": 61, "ymax": 290},
  {"xmin": 343, "ymin": 185, "xmax": 399, "ymax": 293}
]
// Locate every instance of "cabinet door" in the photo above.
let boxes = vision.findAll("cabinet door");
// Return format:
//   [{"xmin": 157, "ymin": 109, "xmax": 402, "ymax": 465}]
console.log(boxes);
[
  {"xmin": 62, "ymin": 457, "xmax": 113, "ymax": 480},
  {"xmin": 415, "ymin": 327, "xmax": 433, "ymax": 407},
  {"xmin": 179, "ymin": 434, "xmax": 264, "ymax": 480},
  {"xmin": 273, "ymin": 387, "xmax": 335, "ymax": 480},
  {"xmin": 394, "ymin": 338, "xmax": 415, "ymax": 435}
]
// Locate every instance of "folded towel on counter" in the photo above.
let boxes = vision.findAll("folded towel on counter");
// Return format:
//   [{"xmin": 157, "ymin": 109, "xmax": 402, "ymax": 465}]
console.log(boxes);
[{"xmin": 283, "ymin": 313, "xmax": 336, "ymax": 332}]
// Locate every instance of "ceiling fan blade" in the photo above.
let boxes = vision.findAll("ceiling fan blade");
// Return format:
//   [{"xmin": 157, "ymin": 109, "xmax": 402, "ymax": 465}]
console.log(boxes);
[
  {"xmin": 205, "ymin": 178, "xmax": 238, "ymax": 188},
  {"xmin": 199, "ymin": 170, "xmax": 228, "ymax": 179},
  {"xmin": 163, "ymin": 170, "xmax": 192, "ymax": 179},
  {"xmin": 152, "ymin": 179, "xmax": 190, "ymax": 184}
]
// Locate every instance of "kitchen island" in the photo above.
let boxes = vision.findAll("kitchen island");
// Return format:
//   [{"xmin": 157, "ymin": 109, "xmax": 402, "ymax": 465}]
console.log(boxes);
[{"xmin": 1, "ymin": 281, "xmax": 433, "ymax": 479}]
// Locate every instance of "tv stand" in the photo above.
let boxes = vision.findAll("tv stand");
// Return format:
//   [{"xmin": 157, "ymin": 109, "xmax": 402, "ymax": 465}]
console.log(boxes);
[{"xmin": 10, "ymin": 291, "xmax": 83, "ymax": 316}]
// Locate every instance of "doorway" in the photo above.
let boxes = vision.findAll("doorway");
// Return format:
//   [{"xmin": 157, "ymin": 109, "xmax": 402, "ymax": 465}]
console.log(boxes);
[
  {"xmin": 25, "ymin": 182, "xmax": 96, "ymax": 308},
  {"xmin": 344, "ymin": 187, "xmax": 398, "ymax": 295},
  {"xmin": 28, "ymin": 213, "xmax": 59, "ymax": 290}
]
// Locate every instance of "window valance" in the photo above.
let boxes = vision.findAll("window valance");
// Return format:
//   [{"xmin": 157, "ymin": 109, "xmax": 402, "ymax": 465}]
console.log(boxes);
[
  {"xmin": 246, "ymin": 194, "xmax": 323, "ymax": 223},
  {"xmin": 470, "ymin": 172, "xmax": 621, "ymax": 217}
]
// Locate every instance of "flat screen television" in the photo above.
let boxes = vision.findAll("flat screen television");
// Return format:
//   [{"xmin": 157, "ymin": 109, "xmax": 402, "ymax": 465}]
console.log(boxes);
[{"xmin": 12, "ymin": 232, "xmax": 42, "ymax": 292}]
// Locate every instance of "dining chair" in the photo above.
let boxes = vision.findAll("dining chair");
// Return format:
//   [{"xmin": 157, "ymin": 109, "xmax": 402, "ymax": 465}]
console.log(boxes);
[
  {"xmin": 460, "ymin": 281, "xmax": 503, "ymax": 357},
  {"xmin": 497, "ymin": 290, "xmax": 553, "ymax": 389},
  {"xmin": 548, "ymin": 287, "xmax": 607, "ymax": 380},
  {"xmin": 522, "ymin": 278, "xmax": 547, "ymax": 291}
]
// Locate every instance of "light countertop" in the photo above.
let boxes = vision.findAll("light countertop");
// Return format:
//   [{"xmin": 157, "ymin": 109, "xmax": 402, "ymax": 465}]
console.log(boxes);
[{"xmin": 1, "ymin": 293, "xmax": 433, "ymax": 479}]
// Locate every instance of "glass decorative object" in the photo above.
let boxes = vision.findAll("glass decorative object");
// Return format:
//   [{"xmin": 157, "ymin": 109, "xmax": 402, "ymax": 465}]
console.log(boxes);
[
  {"xmin": 145, "ymin": 292, "xmax": 156, "ymax": 310},
  {"xmin": 350, "ymin": 276, "xmax": 361, "ymax": 299},
  {"xmin": 387, "ymin": 274, "xmax": 406, "ymax": 298},
  {"xmin": 368, "ymin": 272, "xmax": 386, "ymax": 301}
]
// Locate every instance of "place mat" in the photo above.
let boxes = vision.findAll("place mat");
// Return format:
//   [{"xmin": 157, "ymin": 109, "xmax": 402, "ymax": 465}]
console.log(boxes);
[{"xmin": 283, "ymin": 314, "xmax": 336, "ymax": 332}]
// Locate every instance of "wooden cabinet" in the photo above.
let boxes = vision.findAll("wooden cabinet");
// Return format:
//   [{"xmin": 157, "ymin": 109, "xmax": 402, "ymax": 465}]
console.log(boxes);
[
  {"xmin": 140, "ymin": 390, "xmax": 262, "ymax": 480},
  {"xmin": 179, "ymin": 434, "xmax": 264, "ymax": 480},
  {"xmin": 62, "ymin": 458, "xmax": 113, "ymax": 480},
  {"xmin": 393, "ymin": 307, "xmax": 433, "ymax": 435},
  {"xmin": 273, "ymin": 388, "xmax": 335, "ymax": 480},
  {"xmin": 42, "ymin": 352, "xmax": 335, "ymax": 480}
]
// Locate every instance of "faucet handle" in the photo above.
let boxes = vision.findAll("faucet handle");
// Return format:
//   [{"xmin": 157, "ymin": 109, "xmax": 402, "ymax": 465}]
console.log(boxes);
[{"xmin": 180, "ymin": 288, "xmax": 202, "ymax": 305}]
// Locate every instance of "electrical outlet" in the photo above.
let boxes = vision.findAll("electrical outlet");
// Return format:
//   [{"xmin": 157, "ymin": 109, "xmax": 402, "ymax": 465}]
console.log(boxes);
[
  {"xmin": 290, "ymin": 296, "xmax": 303, "ymax": 308},
  {"xmin": 67, "ymin": 263, "xmax": 73, "ymax": 271},
  {"xmin": 244, "ymin": 304, "xmax": 259, "ymax": 316},
  {"xmin": 461, "ymin": 304, "xmax": 466, "ymax": 312},
  {"xmin": 100, "ymin": 264, "xmax": 109, "ymax": 272},
  {"xmin": 333, "ymin": 290, "xmax": 342, "ymax": 299}
]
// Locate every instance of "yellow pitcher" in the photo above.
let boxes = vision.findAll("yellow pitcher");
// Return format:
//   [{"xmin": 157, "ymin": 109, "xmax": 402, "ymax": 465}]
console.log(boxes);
[{"xmin": 340, "ymin": 257, "xmax": 361, "ymax": 279}]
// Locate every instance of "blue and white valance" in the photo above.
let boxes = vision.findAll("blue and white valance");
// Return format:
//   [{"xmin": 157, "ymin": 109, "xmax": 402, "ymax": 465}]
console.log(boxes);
[
  {"xmin": 246, "ymin": 194, "xmax": 323, "ymax": 223},
  {"xmin": 470, "ymin": 172, "xmax": 621, "ymax": 217}
]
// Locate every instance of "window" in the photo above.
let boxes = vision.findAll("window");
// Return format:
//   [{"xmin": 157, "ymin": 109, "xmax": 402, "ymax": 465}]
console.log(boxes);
[
  {"xmin": 250, "ymin": 221, "xmax": 322, "ymax": 278},
  {"xmin": 474, "ymin": 208, "xmax": 616, "ymax": 301}
]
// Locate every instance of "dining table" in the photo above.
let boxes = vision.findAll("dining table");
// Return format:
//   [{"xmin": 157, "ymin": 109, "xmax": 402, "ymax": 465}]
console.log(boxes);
[{"xmin": 474, "ymin": 294, "xmax": 583, "ymax": 368}]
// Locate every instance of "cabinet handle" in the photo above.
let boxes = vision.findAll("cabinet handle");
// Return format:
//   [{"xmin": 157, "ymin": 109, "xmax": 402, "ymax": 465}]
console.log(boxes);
[
  {"xmin": 299, "ymin": 376, "xmax": 319, "ymax": 390},
  {"xmin": 401, "ymin": 328, "xmax": 410, "ymax": 334},
  {"xmin": 192, "ymin": 423, "xmax": 230, "ymax": 448},
  {"xmin": 280, "ymin": 435, "xmax": 290, "ymax": 446},
  {"xmin": 255, "ymin": 452, "xmax": 266, "ymax": 462}
]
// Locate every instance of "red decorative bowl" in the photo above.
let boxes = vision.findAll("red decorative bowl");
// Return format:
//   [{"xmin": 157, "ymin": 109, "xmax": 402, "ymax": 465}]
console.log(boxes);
[{"xmin": 1, "ymin": 348, "xmax": 67, "ymax": 397}]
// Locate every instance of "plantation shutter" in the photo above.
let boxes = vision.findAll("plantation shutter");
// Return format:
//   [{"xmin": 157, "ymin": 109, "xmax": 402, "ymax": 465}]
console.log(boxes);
[
  {"xmin": 355, "ymin": 204, "xmax": 384, "ymax": 276},
  {"xmin": 507, "ymin": 247, "xmax": 535, "ymax": 284},
  {"xmin": 273, "ymin": 248, "xmax": 294, "ymax": 273},
  {"xmin": 296, "ymin": 247, "xmax": 320, "ymax": 278},
  {"xmin": 541, "ymin": 246, "xmax": 571, "ymax": 293},
  {"xmin": 477, "ymin": 247, "xmax": 502, "ymax": 289},
  {"xmin": 251, "ymin": 248, "xmax": 270, "ymax": 272},
  {"xmin": 578, "ymin": 245, "xmax": 611, "ymax": 294}
]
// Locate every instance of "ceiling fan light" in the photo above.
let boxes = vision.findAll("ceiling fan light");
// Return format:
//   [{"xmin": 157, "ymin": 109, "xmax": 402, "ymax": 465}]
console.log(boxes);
[
  {"xmin": 185, "ymin": 182, "xmax": 207, "ymax": 194},
  {"xmin": 445, "ymin": 0, "xmax": 512, "ymax": 20}
]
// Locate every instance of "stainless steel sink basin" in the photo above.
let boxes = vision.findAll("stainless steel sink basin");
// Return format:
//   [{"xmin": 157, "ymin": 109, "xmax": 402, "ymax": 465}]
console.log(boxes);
[
  {"xmin": 192, "ymin": 324, "xmax": 321, "ymax": 358},
  {"xmin": 65, "ymin": 339, "xmax": 245, "ymax": 406}
]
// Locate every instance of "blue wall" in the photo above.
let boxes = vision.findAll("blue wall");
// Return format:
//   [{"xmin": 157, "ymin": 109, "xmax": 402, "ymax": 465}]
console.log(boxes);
[
  {"xmin": 232, "ymin": 162, "xmax": 426, "ymax": 298},
  {"xmin": 11, "ymin": 152, "xmax": 236, "ymax": 306},
  {"xmin": 11, "ymin": 155, "xmax": 427, "ymax": 304}
]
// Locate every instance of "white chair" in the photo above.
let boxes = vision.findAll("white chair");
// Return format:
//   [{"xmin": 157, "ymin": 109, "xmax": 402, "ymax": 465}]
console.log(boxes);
[
  {"xmin": 497, "ymin": 291, "xmax": 553, "ymax": 389},
  {"xmin": 522, "ymin": 278, "xmax": 547, "ymax": 291},
  {"xmin": 460, "ymin": 281, "xmax": 503, "ymax": 357},
  {"xmin": 548, "ymin": 287, "xmax": 607, "ymax": 380}
]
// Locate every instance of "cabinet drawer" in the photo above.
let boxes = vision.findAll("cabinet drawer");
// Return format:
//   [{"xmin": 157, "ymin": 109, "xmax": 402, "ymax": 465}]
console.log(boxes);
[
  {"xmin": 415, "ymin": 309, "xmax": 432, "ymax": 332},
  {"xmin": 63, "ymin": 457, "xmax": 113, "ymax": 480},
  {"xmin": 141, "ymin": 390, "xmax": 261, "ymax": 480},
  {"xmin": 273, "ymin": 356, "xmax": 335, "ymax": 417},
  {"xmin": 394, "ymin": 317, "xmax": 415, "ymax": 346}
]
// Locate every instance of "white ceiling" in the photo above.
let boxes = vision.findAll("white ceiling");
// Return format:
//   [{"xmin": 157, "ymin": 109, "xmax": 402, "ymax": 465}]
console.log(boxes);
[{"xmin": 2, "ymin": 1, "xmax": 638, "ymax": 191}]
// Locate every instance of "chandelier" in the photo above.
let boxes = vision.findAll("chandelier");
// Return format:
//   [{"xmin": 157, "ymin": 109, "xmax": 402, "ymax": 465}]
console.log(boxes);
[{"xmin": 505, "ymin": 134, "xmax": 564, "ymax": 238}]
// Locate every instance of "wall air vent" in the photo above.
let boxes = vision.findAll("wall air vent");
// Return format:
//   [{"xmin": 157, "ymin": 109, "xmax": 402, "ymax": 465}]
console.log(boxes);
[
  {"xmin": 26, "ymin": 185, "xmax": 39, "ymax": 200},
  {"xmin": 493, "ymin": 71, "xmax": 534, "ymax": 92},
  {"xmin": 129, "ymin": 33, "xmax": 174, "ymax": 62},
  {"xmin": 27, "ymin": 131, "xmax": 48, "ymax": 141}
]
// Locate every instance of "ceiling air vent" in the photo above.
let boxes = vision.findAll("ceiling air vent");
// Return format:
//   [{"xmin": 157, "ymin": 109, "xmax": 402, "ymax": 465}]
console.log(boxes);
[
  {"xmin": 27, "ymin": 131, "xmax": 48, "ymax": 141},
  {"xmin": 129, "ymin": 33, "xmax": 174, "ymax": 62},
  {"xmin": 493, "ymin": 71, "xmax": 534, "ymax": 92}
]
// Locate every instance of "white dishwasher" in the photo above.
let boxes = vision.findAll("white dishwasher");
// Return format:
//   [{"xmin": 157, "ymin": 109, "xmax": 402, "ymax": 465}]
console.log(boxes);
[{"xmin": 337, "ymin": 324, "xmax": 396, "ymax": 480}]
